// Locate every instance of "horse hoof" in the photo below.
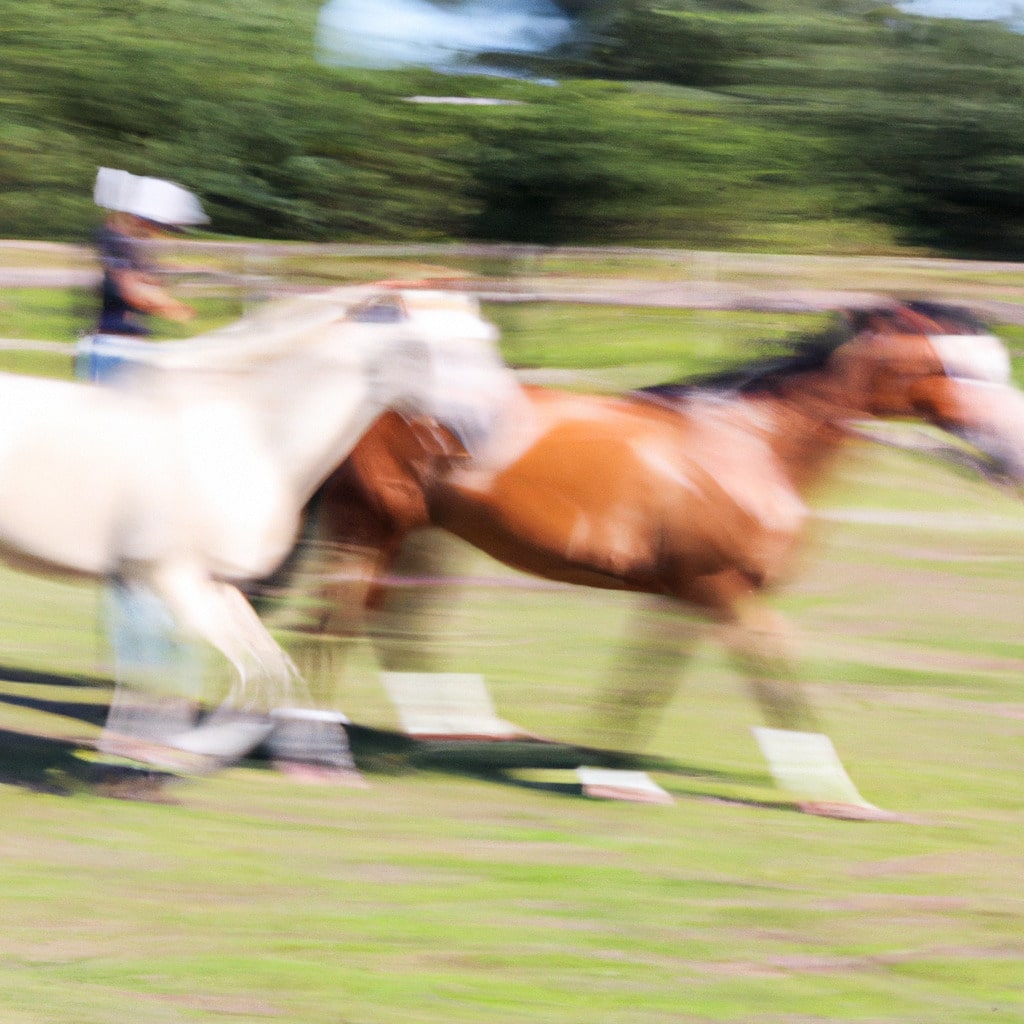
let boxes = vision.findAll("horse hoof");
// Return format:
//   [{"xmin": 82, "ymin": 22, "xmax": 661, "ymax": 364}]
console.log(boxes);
[
  {"xmin": 799, "ymin": 801, "xmax": 904, "ymax": 822},
  {"xmin": 95, "ymin": 735, "xmax": 224, "ymax": 776},
  {"xmin": 274, "ymin": 760, "xmax": 369, "ymax": 788},
  {"xmin": 168, "ymin": 715, "xmax": 274, "ymax": 763}
]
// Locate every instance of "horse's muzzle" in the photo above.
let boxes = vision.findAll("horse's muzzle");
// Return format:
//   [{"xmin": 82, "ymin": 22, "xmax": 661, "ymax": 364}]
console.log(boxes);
[{"xmin": 948, "ymin": 380, "xmax": 1024, "ymax": 482}]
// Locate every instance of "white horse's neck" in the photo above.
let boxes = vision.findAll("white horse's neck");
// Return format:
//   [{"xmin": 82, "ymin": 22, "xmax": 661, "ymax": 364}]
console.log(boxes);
[
  {"xmin": 142, "ymin": 326, "xmax": 385, "ymax": 507},
  {"xmin": 250, "ymin": 341, "xmax": 384, "ymax": 503},
  {"xmin": 94, "ymin": 286, "xmax": 512, "ymax": 580}
]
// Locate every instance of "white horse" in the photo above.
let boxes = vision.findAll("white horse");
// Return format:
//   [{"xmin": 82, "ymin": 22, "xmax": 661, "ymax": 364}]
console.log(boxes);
[{"xmin": 10, "ymin": 285, "xmax": 519, "ymax": 772}]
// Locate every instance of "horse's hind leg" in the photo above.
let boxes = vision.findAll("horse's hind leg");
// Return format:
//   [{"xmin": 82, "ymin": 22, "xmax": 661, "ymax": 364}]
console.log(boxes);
[
  {"xmin": 368, "ymin": 528, "xmax": 472, "ymax": 673},
  {"xmin": 719, "ymin": 594, "xmax": 820, "ymax": 733}
]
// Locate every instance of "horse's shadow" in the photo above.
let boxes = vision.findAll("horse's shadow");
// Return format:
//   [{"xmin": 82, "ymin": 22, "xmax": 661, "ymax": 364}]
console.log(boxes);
[
  {"xmin": 349, "ymin": 725, "xmax": 778, "ymax": 811},
  {"xmin": 0, "ymin": 727, "xmax": 104, "ymax": 794},
  {"xmin": 0, "ymin": 690, "xmax": 108, "ymax": 729},
  {"xmin": 0, "ymin": 668, "xmax": 775, "ymax": 809},
  {"xmin": 0, "ymin": 666, "xmax": 175, "ymax": 798}
]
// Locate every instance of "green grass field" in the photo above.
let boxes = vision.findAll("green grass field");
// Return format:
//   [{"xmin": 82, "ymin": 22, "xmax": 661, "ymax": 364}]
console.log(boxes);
[
  {"xmin": 1, "ymin": 409, "xmax": 1023, "ymax": 1022},
  {"xmin": 0, "ymin": 278, "xmax": 1022, "ymax": 1022}
]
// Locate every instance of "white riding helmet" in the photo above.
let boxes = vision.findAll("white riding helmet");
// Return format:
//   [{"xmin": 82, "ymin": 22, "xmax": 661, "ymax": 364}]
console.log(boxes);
[{"xmin": 94, "ymin": 167, "xmax": 209, "ymax": 228}]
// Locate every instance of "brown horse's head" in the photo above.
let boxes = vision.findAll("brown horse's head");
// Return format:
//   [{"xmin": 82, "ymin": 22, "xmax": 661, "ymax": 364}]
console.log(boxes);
[
  {"xmin": 836, "ymin": 306, "xmax": 941, "ymax": 415},
  {"xmin": 839, "ymin": 301, "xmax": 1024, "ymax": 479}
]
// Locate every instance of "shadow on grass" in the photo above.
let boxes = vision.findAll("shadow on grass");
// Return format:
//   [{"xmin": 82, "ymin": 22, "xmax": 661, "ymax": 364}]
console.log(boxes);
[
  {"xmin": 0, "ymin": 672, "xmax": 770, "ymax": 808},
  {"xmin": 476, "ymin": 769, "xmax": 789, "ymax": 813},
  {"xmin": 0, "ymin": 662, "xmax": 111, "ymax": 736},
  {"xmin": 0, "ymin": 666, "xmax": 182, "ymax": 800},
  {"xmin": 0, "ymin": 664, "xmax": 109, "ymax": 689},
  {"xmin": 483, "ymin": 769, "xmax": 796, "ymax": 813},
  {"xmin": 0, "ymin": 726, "xmax": 190, "ymax": 803},
  {"xmin": 0, "ymin": 718, "xmax": 777, "ymax": 810},
  {"xmin": 347, "ymin": 723, "xmax": 758, "ymax": 778},
  {"xmin": 346, "ymin": 723, "xmax": 775, "ymax": 811},
  {"xmin": 0, "ymin": 692, "xmax": 108, "ymax": 729},
  {"xmin": 0, "ymin": 727, "xmax": 110, "ymax": 795}
]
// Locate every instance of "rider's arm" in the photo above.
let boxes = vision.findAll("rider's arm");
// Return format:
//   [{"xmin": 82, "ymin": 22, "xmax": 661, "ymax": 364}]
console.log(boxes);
[{"xmin": 111, "ymin": 268, "xmax": 196, "ymax": 323}]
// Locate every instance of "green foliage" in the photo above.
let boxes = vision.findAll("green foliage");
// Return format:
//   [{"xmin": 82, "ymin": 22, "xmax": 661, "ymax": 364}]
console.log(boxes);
[
  {"xmin": 3, "ymin": 0, "xmax": 1024, "ymax": 254},
  {"xmin": 819, "ymin": 98, "xmax": 1024, "ymax": 256},
  {"xmin": 461, "ymin": 95, "xmax": 676, "ymax": 244},
  {"xmin": 568, "ymin": 4, "xmax": 753, "ymax": 87}
]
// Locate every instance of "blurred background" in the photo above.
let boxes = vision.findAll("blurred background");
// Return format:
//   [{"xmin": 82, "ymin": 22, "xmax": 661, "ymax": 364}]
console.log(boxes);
[
  {"xmin": 3, "ymin": 0, "xmax": 1024, "ymax": 255},
  {"xmin": 3, "ymin": 7, "xmax": 1024, "ymax": 1024}
]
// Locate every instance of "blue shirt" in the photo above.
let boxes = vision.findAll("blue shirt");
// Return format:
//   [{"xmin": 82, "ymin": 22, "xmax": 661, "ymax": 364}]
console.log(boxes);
[{"xmin": 95, "ymin": 225, "xmax": 153, "ymax": 336}]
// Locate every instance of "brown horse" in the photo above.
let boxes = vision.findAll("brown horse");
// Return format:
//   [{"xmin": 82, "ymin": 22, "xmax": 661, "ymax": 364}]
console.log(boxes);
[{"xmin": 267, "ymin": 300, "xmax": 1024, "ymax": 818}]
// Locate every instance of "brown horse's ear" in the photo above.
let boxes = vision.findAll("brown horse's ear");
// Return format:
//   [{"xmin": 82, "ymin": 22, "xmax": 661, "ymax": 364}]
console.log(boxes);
[
  {"xmin": 825, "ymin": 333, "xmax": 875, "ymax": 408},
  {"xmin": 843, "ymin": 309, "xmax": 875, "ymax": 334}
]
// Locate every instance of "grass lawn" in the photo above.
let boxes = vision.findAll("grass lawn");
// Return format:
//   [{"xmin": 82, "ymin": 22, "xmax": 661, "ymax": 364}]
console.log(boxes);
[
  {"xmin": 0, "ymin": 432, "xmax": 1022, "ymax": 1023},
  {"xmin": 0, "ymin": 277, "xmax": 1021, "ymax": 1022}
]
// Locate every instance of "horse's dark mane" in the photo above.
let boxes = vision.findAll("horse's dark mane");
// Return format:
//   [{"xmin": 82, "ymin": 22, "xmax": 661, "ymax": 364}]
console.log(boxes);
[
  {"xmin": 636, "ymin": 301, "xmax": 989, "ymax": 407},
  {"xmin": 637, "ymin": 317, "xmax": 856, "ymax": 404},
  {"xmin": 901, "ymin": 300, "xmax": 988, "ymax": 334}
]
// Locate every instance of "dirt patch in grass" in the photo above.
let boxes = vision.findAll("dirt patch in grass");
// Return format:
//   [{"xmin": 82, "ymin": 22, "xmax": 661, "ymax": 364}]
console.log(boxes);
[{"xmin": 143, "ymin": 991, "xmax": 282, "ymax": 1016}]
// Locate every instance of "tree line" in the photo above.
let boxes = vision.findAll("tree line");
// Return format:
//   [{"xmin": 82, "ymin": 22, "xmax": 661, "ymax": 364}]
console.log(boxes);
[{"xmin": 2, "ymin": 0, "xmax": 1023, "ymax": 257}]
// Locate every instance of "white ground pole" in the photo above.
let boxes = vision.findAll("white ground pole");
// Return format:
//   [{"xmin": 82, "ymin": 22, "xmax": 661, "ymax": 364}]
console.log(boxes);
[
  {"xmin": 381, "ymin": 670, "xmax": 524, "ymax": 740},
  {"xmin": 384, "ymin": 671, "xmax": 673, "ymax": 804},
  {"xmin": 752, "ymin": 726, "xmax": 880, "ymax": 810}
]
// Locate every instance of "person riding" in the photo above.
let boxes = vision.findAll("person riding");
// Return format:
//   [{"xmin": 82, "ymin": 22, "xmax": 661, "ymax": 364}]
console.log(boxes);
[{"xmin": 77, "ymin": 167, "xmax": 209, "ymax": 382}]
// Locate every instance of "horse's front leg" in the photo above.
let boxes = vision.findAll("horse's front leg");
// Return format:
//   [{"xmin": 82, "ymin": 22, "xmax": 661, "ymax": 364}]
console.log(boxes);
[
  {"xmin": 586, "ymin": 594, "xmax": 699, "ymax": 755},
  {"xmin": 696, "ymin": 571, "xmax": 895, "ymax": 820},
  {"xmin": 719, "ymin": 591, "xmax": 819, "ymax": 733},
  {"xmin": 97, "ymin": 577, "xmax": 205, "ymax": 767},
  {"xmin": 130, "ymin": 565, "xmax": 296, "ymax": 769}
]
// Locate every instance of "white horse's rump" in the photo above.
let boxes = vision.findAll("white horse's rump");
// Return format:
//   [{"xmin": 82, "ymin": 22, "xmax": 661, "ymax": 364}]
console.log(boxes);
[{"xmin": 13, "ymin": 287, "xmax": 518, "ymax": 773}]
